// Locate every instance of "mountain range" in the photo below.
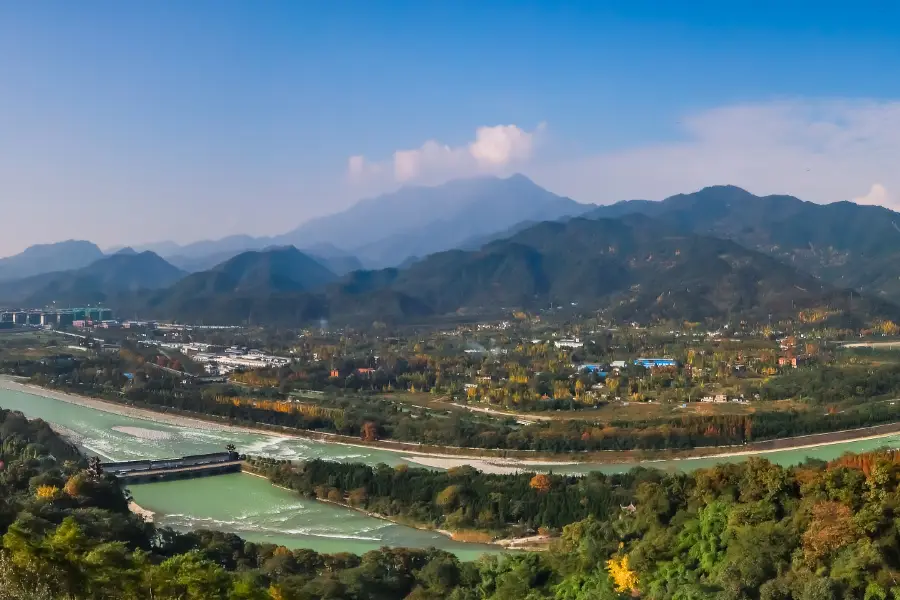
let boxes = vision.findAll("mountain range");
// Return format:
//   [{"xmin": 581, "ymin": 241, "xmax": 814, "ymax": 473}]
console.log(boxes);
[
  {"xmin": 4, "ymin": 177, "xmax": 900, "ymax": 327},
  {"xmin": 588, "ymin": 185, "xmax": 900, "ymax": 300},
  {"xmin": 115, "ymin": 174, "xmax": 590, "ymax": 272},
  {"xmin": 106, "ymin": 216, "xmax": 895, "ymax": 327},
  {"xmin": 0, "ymin": 251, "xmax": 185, "ymax": 307}
]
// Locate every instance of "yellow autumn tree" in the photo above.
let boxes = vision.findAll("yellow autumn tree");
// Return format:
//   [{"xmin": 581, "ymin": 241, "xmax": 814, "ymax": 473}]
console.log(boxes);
[
  {"xmin": 64, "ymin": 473, "xmax": 86, "ymax": 497},
  {"xmin": 607, "ymin": 554, "xmax": 638, "ymax": 593},
  {"xmin": 574, "ymin": 379, "xmax": 585, "ymax": 399},
  {"xmin": 529, "ymin": 474, "xmax": 552, "ymax": 493},
  {"xmin": 436, "ymin": 484, "xmax": 463, "ymax": 510},
  {"xmin": 36, "ymin": 485, "xmax": 60, "ymax": 501}
]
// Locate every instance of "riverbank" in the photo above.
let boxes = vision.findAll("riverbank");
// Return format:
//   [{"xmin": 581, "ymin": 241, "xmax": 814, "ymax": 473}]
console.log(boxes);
[
  {"xmin": 4, "ymin": 375, "xmax": 900, "ymax": 469},
  {"xmin": 241, "ymin": 466, "xmax": 542, "ymax": 548},
  {"xmin": 0, "ymin": 376, "xmax": 581, "ymax": 469},
  {"xmin": 128, "ymin": 501, "xmax": 154, "ymax": 522}
]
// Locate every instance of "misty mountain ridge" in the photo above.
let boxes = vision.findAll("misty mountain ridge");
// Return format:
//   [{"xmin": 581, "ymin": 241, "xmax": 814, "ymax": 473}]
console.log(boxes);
[
  {"xmin": 0, "ymin": 240, "xmax": 104, "ymax": 282},
  {"xmin": 0, "ymin": 251, "xmax": 185, "ymax": 307},
  {"xmin": 154, "ymin": 246, "xmax": 336, "ymax": 297},
  {"xmin": 138, "ymin": 246, "xmax": 339, "ymax": 324},
  {"xmin": 278, "ymin": 173, "xmax": 592, "ymax": 267},
  {"xmin": 115, "ymin": 174, "xmax": 592, "ymax": 271}
]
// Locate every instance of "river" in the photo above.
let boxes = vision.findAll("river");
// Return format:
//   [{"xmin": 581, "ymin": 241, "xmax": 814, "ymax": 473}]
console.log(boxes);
[{"xmin": 3, "ymin": 385, "xmax": 900, "ymax": 557}]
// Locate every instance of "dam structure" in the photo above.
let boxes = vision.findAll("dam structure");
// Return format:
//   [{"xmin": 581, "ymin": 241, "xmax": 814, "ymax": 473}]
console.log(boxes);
[{"xmin": 102, "ymin": 451, "xmax": 242, "ymax": 484}]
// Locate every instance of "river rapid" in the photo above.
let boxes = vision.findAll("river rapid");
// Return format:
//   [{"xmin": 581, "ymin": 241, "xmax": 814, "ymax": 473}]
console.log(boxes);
[{"xmin": 4, "ymin": 386, "xmax": 900, "ymax": 557}]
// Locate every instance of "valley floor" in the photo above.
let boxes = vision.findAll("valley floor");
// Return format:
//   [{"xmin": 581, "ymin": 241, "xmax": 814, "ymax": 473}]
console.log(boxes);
[{"xmin": 3, "ymin": 375, "xmax": 900, "ymax": 470}]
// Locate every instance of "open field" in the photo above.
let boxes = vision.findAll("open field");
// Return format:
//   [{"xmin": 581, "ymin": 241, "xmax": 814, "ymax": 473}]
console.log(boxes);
[{"xmin": 380, "ymin": 391, "xmax": 805, "ymax": 423}]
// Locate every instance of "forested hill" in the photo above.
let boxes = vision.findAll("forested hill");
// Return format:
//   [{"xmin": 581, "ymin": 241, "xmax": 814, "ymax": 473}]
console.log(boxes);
[
  {"xmin": 0, "ymin": 251, "xmax": 185, "ymax": 306},
  {"xmin": 133, "ymin": 216, "xmax": 900, "ymax": 326},
  {"xmin": 588, "ymin": 185, "xmax": 900, "ymax": 300},
  {"xmin": 361, "ymin": 216, "xmax": 892, "ymax": 323}
]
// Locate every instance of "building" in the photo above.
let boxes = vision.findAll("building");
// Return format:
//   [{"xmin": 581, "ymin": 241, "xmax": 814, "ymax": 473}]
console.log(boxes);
[
  {"xmin": 779, "ymin": 355, "xmax": 812, "ymax": 368},
  {"xmin": 555, "ymin": 338, "xmax": 584, "ymax": 349},
  {"xmin": 634, "ymin": 358, "xmax": 678, "ymax": 368}
]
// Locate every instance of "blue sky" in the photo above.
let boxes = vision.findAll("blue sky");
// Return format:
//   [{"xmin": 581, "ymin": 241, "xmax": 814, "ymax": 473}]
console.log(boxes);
[{"xmin": 3, "ymin": 2, "xmax": 900, "ymax": 255}]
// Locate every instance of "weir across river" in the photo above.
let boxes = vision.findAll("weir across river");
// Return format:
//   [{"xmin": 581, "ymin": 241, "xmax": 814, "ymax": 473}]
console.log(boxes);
[{"xmin": 102, "ymin": 451, "xmax": 242, "ymax": 484}]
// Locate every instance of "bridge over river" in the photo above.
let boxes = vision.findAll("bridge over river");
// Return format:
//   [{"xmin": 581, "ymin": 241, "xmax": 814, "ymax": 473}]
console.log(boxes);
[{"xmin": 102, "ymin": 451, "xmax": 242, "ymax": 484}]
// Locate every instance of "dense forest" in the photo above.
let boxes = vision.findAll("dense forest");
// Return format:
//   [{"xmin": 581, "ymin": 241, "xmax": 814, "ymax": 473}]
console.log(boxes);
[
  {"xmin": 245, "ymin": 458, "xmax": 643, "ymax": 537},
  {"xmin": 5, "ymin": 407, "xmax": 900, "ymax": 598}
]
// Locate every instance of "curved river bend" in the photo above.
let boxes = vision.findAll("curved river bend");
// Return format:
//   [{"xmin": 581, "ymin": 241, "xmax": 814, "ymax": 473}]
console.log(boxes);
[{"xmin": 3, "ymin": 386, "xmax": 900, "ymax": 557}]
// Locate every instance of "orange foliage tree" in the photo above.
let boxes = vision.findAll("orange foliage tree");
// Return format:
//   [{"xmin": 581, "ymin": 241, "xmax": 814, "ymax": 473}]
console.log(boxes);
[
  {"xmin": 529, "ymin": 474, "xmax": 552, "ymax": 493},
  {"xmin": 361, "ymin": 422, "xmax": 379, "ymax": 442},
  {"xmin": 802, "ymin": 501, "xmax": 857, "ymax": 564}
]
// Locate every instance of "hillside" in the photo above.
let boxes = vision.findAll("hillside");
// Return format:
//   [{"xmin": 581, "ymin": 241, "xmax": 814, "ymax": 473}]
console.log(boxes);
[
  {"xmin": 136, "ymin": 217, "xmax": 898, "ymax": 326},
  {"xmin": 140, "ymin": 247, "xmax": 337, "ymax": 323},
  {"xmin": 588, "ymin": 185, "xmax": 900, "ymax": 300},
  {"xmin": 347, "ymin": 216, "xmax": 895, "ymax": 324},
  {"xmin": 0, "ymin": 251, "xmax": 185, "ymax": 306},
  {"xmin": 0, "ymin": 240, "xmax": 104, "ymax": 282}
]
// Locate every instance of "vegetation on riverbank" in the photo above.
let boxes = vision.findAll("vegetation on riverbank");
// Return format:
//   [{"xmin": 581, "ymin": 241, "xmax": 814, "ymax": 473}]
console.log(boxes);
[
  {"xmin": 6, "ymin": 405, "xmax": 900, "ymax": 598},
  {"xmin": 11, "ymin": 338, "xmax": 900, "ymax": 459},
  {"xmin": 244, "ymin": 457, "xmax": 642, "ymax": 540}
]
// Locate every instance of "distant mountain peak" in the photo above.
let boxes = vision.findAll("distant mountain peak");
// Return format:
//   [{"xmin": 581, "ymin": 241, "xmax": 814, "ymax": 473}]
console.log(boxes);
[
  {"xmin": 0, "ymin": 240, "xmax": 104, "ymax": 282},
  {"xmin": 272, "ymin": 173, "xmax": 592, "ymax": 268},
  {"xmin": 0, "ymin": 250, "xmax": 185, "ymax": 306}
]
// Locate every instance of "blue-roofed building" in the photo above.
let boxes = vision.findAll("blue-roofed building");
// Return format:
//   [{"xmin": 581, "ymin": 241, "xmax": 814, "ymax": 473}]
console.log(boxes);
[{"xmin": 634, "ymin": 358, "xmax": 678, "ymax": 368}]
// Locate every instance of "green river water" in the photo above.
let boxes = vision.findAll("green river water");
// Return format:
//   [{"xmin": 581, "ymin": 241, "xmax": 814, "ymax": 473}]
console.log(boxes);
[{"xmin": 3, "ymin": 385, "xmax": 900, "ymax": 558}]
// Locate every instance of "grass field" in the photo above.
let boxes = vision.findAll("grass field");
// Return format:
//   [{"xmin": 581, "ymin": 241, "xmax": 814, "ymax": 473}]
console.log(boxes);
[{"xmin": 380, "ymin": 391, "xmax": 808, "ymax": 424}]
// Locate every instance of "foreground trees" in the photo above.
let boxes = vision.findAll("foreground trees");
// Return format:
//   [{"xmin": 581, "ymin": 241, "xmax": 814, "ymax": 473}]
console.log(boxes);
[{"xmin": 3, "ymin": 403, "xmax": 900, "ymax": 598}]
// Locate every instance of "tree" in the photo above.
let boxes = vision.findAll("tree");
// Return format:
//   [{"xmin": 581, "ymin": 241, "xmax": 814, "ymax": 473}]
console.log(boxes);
[
  {"xmin": 361, "ymin": 422, "xmax": 379, "ymax": 442},
  {"xmin": 802, "ymin": 501, "xmax": 857, "ymax": 564},
  {"xmin": 606, "ymin": 554, "xmax": 638, "ymax": 594},
  {"xmin": 87, "ymin": 456, "xmax": 103, "ymax": 479},
  {"xmin": 34, "ymin": 485, "xmax": 59, "ymax": 501},
  {"xmin": 529, "ymin": 474, "xmax": 551, "ymax": 494}
]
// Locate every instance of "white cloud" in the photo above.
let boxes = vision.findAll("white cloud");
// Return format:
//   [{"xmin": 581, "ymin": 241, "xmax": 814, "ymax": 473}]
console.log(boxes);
[
  {"xmin": 347, "ymin": 123, "xmax": 544, "ymax": 185},
  {"xmin": 853, "ymin": 183, "xmax": 892, "ymax": 208},
  {"xmin": 469, "ymin": 123, "xmax": 544, "ymax": 167},
  {"xmin": 531, "ymin": 99, "xmax": 900, "ymax": 211}
]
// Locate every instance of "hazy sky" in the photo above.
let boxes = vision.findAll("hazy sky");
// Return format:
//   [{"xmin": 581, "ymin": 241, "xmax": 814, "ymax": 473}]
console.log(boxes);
[{"xmin": 4, "ymin": 1, "xmax": 900, "ymax": 256}]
